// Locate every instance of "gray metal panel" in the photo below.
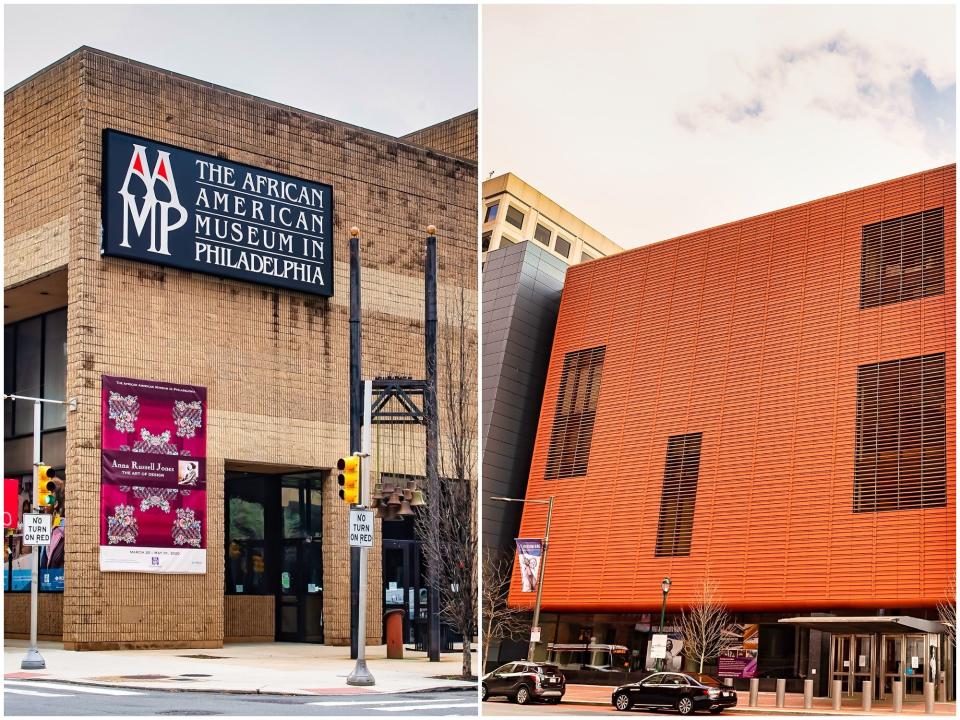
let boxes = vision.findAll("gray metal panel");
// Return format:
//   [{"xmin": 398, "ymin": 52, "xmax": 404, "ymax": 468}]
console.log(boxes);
[
  {"xmin": 778, "ymin": 616, "xmax": 948, "ymax": 634},
  {"xmin": 481, "ymin": 242, "xmax": 567, "ymax": 553}
]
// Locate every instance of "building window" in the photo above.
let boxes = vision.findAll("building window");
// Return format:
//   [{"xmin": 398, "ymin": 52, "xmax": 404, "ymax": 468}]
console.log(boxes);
[
  {"xmin": 4, "ymin": 471, "xmax": 66, "ymax": 592},
  {"xmin": 482, "ymin": 231, "xmax": 493, "ymax": 252},
  {"xmin": 506, "ymin": 205, "xmax": 525, "ymax": 230},
  {"xmin": 854, "ymin": 353, "xmax": 946, "ymax": 513},
  {"xmin": 534, "ymin": 223, "xmax": 552, "ymax": 246},
  {"xmin": 554, "ymin": 236, "xmax": 571, "ymax": 258},
  {"xmin": 4, "ymin": 308, "xmax": 68, "ymax": 437},
  {"xmin": 225, "ymin": 475, "xmax": 272, "ymax": 594},
  {"xmin": 500, "ymin": 235, "xmax": 516, "ymax": 246},
  {"xmin": 484, "ymin": 202, "xmax": 499, "ymax": 223},
  {"xmin": 860, "ymin": 207, "xmax": 944, "ymax": 309},
  {"xmin": 580, "ymin": 248, "xmax": 597, "ymax": 263},
  {"xmin": 545, "ymin": 346, "xmax": 605, "ymax": 479},
  {"xmin": 655, "ymin": 433, "xmax": 703, "ymax": 557}
]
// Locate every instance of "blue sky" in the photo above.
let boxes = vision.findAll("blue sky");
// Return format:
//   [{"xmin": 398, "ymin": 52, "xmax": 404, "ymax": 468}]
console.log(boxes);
[
  {"xmin": 484, "ymin": 5, "xmax": 955, "ymax": 249},
  {"xmin": 4, "ymin": 4, "xmax": 478, "ymax": 137}
]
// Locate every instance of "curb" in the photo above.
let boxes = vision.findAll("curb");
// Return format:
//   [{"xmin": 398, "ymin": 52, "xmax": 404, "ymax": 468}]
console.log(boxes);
[{"xmin": 4, "ymin": 677, "xmax": 477, "ymax": 697}]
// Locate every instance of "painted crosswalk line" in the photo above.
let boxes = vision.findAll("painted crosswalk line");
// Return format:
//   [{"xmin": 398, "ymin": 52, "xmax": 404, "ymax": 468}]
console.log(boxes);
[
  {"xmin": 5, "ymin": 687, "xmax": 74, "ymax": 697},
  {"xmin": 308, "ymin": 697, "xmax": 467, "ymax": 707},
  {"xmin": 374, "ymin": 702, "xmax": 477, "ymax": 712},
  {"xmin": 4, "ymin": 680, "xmax": 143, "ymax": 696}
]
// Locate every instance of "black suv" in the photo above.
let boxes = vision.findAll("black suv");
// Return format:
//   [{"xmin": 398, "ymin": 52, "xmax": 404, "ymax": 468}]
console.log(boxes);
[
  {"xmin": 612, "ymin": 672, "xmax": 737, "ymax": 715},
  {"xmin": 482, "ymin": 661, "xmax": 566, "ymax": 704}
]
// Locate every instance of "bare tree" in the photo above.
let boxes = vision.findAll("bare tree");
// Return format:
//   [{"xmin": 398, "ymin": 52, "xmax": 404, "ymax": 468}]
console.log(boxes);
[
  {"xmin": 937, "ymin": 576, "xmax": 956, "ymax": 646},
  {"xmin": 679, "ymin": 578, "xmax": 734, "ymax": 673},
  {"xmin": 416, "ymin": 286, "xmax": 478, "ymax": 679},
  {"xmin": 482, "ymin": 548, "xmax": 531, "ymax": 672}
]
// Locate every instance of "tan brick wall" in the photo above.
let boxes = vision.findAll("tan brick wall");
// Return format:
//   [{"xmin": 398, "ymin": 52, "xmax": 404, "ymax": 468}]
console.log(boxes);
[
  {"xmin": 4, "ymin": 48, "xmax": 476, "ymax": 649},
  {"xmin": 401, "ymin": 111, "xmax": 478, "ymax": 163},
  {"xmin": 4, "ymin": 593, "xmax": 64, "ymax": 640},
  {"xmin": 224, "ymin": 595, "xmax": 274, "ymax": 642}
]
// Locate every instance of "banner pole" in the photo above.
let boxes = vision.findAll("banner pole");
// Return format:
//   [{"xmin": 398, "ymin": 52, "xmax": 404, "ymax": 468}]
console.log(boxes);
[
  {"xmin": 22, "ymin": 399, "xmax": 45, "ymax": 670},
  {"xmin": 527, "ymin": 496, "xmax": 553, "ymax": 662}
]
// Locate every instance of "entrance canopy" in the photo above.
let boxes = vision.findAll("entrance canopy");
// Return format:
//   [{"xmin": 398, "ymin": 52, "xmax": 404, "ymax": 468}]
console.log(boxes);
[{"xmin": 779, "ymin": 616, "xmax": 948, "ymax": 635}]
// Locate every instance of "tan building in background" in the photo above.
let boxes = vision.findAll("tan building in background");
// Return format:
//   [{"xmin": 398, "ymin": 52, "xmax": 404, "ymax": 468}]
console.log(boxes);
[
  {"xmin": 3, "ymin": 47, "xmax": 477, "ymax": 650},
  {"xmin": 481, "ymin": 172, "xmax": 622, "ymax": 265}
]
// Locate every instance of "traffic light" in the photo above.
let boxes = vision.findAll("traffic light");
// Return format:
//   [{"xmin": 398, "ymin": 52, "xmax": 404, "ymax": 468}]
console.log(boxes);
[
  {"xmin": 35, "ymin": 465, "xmax": 59, "ymax": 510},
  {"xmin": 337, "ymin": 455, "xmax": 360, "ymax": 504}
]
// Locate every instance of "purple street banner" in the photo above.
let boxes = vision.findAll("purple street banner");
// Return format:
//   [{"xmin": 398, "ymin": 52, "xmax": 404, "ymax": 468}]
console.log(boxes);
[
  {"xmin": 718, "ymin": 623, "xmax": 759, "ymax": 678},
  {"xmin": 515, "ymin": 538, "xmax": 543, "ymax": 593},
  {"xmin": 99, "ymin": 375, "xmax": 207, "ymax": 573}
]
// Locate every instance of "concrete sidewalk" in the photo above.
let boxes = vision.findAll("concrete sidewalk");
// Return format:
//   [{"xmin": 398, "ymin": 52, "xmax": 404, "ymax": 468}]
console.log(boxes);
[
  {"xmin": 4, "ymin": 640, "xmax": 478, "ymax": 695},
  {"xmin": 562, "ymin": 684, "xmax": 956, "ymax": 715}
]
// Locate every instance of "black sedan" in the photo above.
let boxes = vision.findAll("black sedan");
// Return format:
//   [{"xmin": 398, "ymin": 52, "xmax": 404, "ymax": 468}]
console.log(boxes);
[
  {"xmin": 612, "ymin": 672, "xmax": 737, "ymax": 715},
  {"xmin": 482, "ymin": 661, "xmax": 566, "ymax": 704}
]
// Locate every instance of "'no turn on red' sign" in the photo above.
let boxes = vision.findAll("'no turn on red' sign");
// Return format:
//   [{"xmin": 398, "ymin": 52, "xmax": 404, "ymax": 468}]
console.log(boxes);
[
  {"xmin": 23, "ymin": 513, "xmax": 52, "ymax": 546},
  {"xmin": 348, "ymin": 509, "xmax": 374, "ymax": 548}
]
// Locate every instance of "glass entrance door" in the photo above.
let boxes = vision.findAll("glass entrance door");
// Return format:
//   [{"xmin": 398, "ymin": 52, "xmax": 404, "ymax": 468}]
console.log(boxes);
[
  {"xmin": 904, "ymin": 635, "xmax": 927, "ymax": 697},
  {"xmin": 382, "ymin": 539, "xmax": 422, "ymax": 644},
  {"xmin": 275, "ymin": 475, "xmax": 323, "ymax": 643},
  {"xmin": 852, "ymin": 635, "xmax": 875, "ymax": 694},
  {"xmin": 831, "ymin": 635, "xmax": 853, "ymax": 695}
]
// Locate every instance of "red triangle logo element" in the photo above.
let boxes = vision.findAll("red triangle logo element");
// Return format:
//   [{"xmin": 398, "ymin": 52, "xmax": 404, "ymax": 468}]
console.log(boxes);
[
  {"xmin": 156, "ymin": 158, "xmax": 168, "ymax": 181},
  {"xmin": 132, "ymin": 153, "xmax": 144, "ymax": 175}
]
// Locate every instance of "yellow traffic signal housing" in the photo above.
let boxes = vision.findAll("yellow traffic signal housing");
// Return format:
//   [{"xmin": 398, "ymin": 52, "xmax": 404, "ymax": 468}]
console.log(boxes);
[
  {"xmin": 337, "ymin": 455, "xmax": 360, "ymax": 504},
  {"xmin": 35, "ymin": 464, "xmax": 58, "ymax": 510}
]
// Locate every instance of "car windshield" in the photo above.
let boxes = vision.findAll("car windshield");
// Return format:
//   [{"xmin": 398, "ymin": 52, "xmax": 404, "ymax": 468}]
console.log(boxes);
[{"xmin": 690, "ymin": 673, "xmax": 723, "ymax": 687}]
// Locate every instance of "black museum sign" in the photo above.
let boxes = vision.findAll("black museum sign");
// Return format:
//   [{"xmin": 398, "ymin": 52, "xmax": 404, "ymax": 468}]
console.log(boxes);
[{"xmin": 101, "ymin": 130, "xmax": 334, "ymax": 296}]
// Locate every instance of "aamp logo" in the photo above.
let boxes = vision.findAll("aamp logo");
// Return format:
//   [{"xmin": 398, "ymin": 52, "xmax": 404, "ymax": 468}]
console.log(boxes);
[{"xmin": 118, "ymin": 144, "xmax": 187, "ymax": 256}]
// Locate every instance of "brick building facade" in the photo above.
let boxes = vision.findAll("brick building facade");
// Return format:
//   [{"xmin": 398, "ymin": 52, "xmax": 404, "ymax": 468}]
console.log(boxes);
[{"xmin": 4, "ymin": 47, "xmax": 477, "ymax": 650}]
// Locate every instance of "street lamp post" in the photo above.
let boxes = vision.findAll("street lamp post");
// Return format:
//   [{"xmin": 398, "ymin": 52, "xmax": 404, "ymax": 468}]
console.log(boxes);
[
  {"xmin": 656, "ymin": 577, "xmax": 672, "ymax": 671},
  {"xmin": 492, "ymin": 495, "xmax": 554, "ymax": 662}
]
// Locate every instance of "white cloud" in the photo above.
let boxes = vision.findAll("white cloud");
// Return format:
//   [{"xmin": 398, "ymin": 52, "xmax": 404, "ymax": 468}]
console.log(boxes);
[{"xmin": 483, "ymin": 5, "xmax": 955, "ymax": 249}]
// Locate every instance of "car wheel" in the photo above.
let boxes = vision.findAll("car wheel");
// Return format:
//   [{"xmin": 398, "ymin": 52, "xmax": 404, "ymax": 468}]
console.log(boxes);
[
  {"xmin": 614, "ymin": 692, "xmax": 633, "ymax": 711},
  {"xmin": 481, "ymin": 684, "xmax": 489, "ymax": 702},
  {"xmin": 515, "ymin": 685, "xmax": 531, "ymax": 705},
  {"xmin": 677, "ymin": 696, "xmax": 695, "ymax": 715}
]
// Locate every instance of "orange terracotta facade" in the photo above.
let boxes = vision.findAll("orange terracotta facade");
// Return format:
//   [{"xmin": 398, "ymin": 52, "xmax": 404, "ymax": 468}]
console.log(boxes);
[{"xmin": 511, "ymin": 166, "xmax": 956, "ymax": 614}]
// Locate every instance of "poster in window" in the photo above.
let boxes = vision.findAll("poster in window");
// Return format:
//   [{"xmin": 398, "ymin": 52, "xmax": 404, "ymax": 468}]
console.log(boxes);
[{"xmin": 99, "ymin": 375, "xmax": 207, "ymax": 573}]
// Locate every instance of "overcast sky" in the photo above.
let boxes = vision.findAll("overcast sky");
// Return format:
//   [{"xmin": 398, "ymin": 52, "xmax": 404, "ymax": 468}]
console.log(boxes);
[
  {"xmin": 5, "ymin": 4, "xmax": 477, "ymax": 137},
  {"xmin": 483, "ymin": 5, "xmax": 956, "ymax": 249}
]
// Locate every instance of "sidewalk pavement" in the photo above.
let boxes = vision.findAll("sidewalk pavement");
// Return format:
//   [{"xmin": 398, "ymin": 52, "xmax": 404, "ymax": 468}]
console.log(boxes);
[
  {"xmin": 562, "ymin": 684, "xmax": 957, "ymax": 715},
  {"xmin": 4, "ymin": 640, "xmax": 477, "ymax": 695}
]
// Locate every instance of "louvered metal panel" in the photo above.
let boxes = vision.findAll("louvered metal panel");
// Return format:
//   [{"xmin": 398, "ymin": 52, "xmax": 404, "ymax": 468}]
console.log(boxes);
[
  {"xmin": 860, "ymin": 207, "xmax": 944, "ymax": 308},
  {"xmin": 655, "ymin": 432, "xmax": 703, "ymax": 556},
  {"xmin": 854, "ymin": 353, "xmax": 946, "ymax": 512},
  {"xmin": 544, "ymin": 346, "xmax": 605, "ymax": 479}
]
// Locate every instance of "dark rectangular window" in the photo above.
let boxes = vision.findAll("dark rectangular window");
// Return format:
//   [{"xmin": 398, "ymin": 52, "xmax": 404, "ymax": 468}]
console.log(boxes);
[
  {"xmin": 545, "ymin": 346, "xmax": 605, "ymax": 479},
  {"xmin": 854, "ymin": 353, "xmax": 946, "ymax": 512},
  {"xmin": 484, "ymin": 202, "xmax": 499, "ymax": 223},
  {"xmin": 482, "ymin": 231, "xmax": 492, "ymax": 252},
  {"xmin": 534, "ymin": 223, "xmax": 551, "ymax": 246},
  {"xmin": 554, "ymin": 236, "xmax": 571, "ymax": 258},
  {"xmin": 506, "ymin": 205, "xmax": 525, "ymax": 230},
  {"xmin": 860, "ymin": 207, "xmax": 944, "ymax": 309},
  {"xmin": 655, "ymin": 432, "xmax": 703, "ymax": 557},
  {"xmin": 580, "ymin": 249, "xmax": 597, "ymax": 263}
]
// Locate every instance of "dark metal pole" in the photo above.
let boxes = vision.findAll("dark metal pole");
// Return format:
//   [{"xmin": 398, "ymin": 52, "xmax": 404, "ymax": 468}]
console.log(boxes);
[
  {"xmin": 657, "ymin": 586, "xmax": 668, "ymax": 672},
  {"xmin": 349, "ymin": 226, "xmax": 362, "ymax": 660},
  {"xmin": 424, "ymin": 225, "xmax": 441, "ymax": 663}
]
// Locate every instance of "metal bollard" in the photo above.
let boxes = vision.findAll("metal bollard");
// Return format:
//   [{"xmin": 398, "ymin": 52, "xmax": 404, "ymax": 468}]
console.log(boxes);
[
  {"xmin": 803, "ymin": 678, "xmax": 813, "ymax": 709},
  {"xmin": 832, "ymin": 680, "xmax": 842, "ymax": 711},
  {"xmin": 862, "ymin": 681, "xmax": 872, "ymax": 712},
  {"xmin": 892, "ymin": 679, "xmax": 903, "ymax": 713},
  {"xmin": 749, "ymin": 677, "xmax": 759, "ymax": 707},
  {"xmin": 776, "ymin": 678, "xmax": 786, "ymax": 708},
  {"xmin": 924, "ymin": 682, "xmax": 935, "ymax": 713}
]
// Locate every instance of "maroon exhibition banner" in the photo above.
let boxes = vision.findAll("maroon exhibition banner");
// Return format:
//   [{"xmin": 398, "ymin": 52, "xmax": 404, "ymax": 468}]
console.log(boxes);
[{"xmin": 99, "ymin": 375, "xmax": 207, "ymax": 573}]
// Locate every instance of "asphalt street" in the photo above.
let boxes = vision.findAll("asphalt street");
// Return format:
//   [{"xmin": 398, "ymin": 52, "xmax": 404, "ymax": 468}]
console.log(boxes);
[{"xmin": 3, "ymin": 681, "xmax": 479, "ymax": 716}]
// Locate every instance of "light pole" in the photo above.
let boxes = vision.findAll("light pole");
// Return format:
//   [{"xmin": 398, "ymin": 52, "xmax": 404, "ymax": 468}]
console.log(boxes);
[
  {"xmin": 492, "ymin": 495, "xmax": 554, "ymax": 662},
  {"xmin": 656, "ymin": 577, "xmax": 672, "ymax": 671}
]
